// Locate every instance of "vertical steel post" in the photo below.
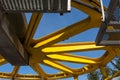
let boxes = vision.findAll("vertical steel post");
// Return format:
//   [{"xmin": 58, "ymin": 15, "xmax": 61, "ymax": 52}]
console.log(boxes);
[{"xmin": 74, "ymin": 75, "xmax": 78, "ymax": 80}]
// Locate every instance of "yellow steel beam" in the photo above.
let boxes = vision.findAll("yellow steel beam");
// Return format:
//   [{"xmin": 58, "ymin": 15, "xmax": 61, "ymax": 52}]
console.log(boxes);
[
  {"xmin": 80, "ymin": 0, "xmax": 106, "ymax": 10},
  {"xmin": 74, "ymin": 75, "xmax": 78, "ymax": 80},
  {"xmin": 32, "ymin": 0, "xmax": 101, "ymax": 49},
  {"xmin": 0, "ymin": 65, "xmax": 98, "ymax": 80},
  {"xmin": 29, "ymin": 50, "xmax": 46, "ymax": 64},
  {"xmin": 0, "ymin": 72, "xmax": 40, "ymax": 80},
  {"xmin": 0, "ymin": 55, "xmax": 7, "ymax": 66},
  {"xmin": 43, "ymin": 60, "xmax": 73, "ymax": 73},
  {"xmin": 24, "ymin": 13, "xmax": 43, "ymax": 46},
  {"xmin": 29, "ymin": 52, "xmax": 108, "ymax": 79},
  {"xmin": 111, "ymin": 70, "xmax": 120, "ymax": 79},
  {"xmin": 29, "ymin": 43, "xmax": 110, "ymax": 78},
  {"xmin": 113, "ymin": 48, "xmax": 120, "ymax": 58},
  {"xmin": 33, "ymin": 17, "xmax": 91, "ymax": 49},
  {"xmin": 100, "ymin": 66, "xmax": 108, "ymax": 79},
  {"xmin": 0, "ymin": 72, "xmax": 12, "ymax": 79},
  {"xmin": 105, "ymin": 70, "xmax": 120, "ymax": 80},
  {"xmin": 0, "ymin": 0, "xmax": 117, "ymax": 80},
  {"xmin": 101, "ymin": 50, "xmax": 116, "ymax": 66},
  {"xmin": 42, "ymin": 42, "xmax": 107, "ymax": 53},
  {"xmin": 82, "ymin": 65, "xmax": 98, "ymax": 73},
  {"xmin": 11, "ymin": 66, "xmax": 20, "ymax": 79},
  {"xmin": 72, "ymin": 0, "xmax": 101, "ymax": 18},
  {"xmin": 81, "ymin": 0, "xmax": 100, "ymax": 7},
  {"xmin": 73, "ymin": 64, "xmax": 99, "ymax": 75},
  {"xmin": 16, "ymin": 74, "xmax": 40, "ymax": 80},
  {"xmin": 0, "ymin": 58, "xmax": 7, "ymax": 66},
  {"xmin": 9, "ymin": 65, "xmax": 99, "ymax": 79},
  {"xmin": 30, "ymin": 63, "xmax": 47, "ymax": 77},
  {"xmin": 47, "ymin": 72, "xmax": 73, "ymax": 79},
  {"xmin": 47, "ymin": 53, "xmax": 102, "ymax": 64},
  {"xmin": 105, "ymin": 76, "xmax": 112, "ymax": 80}
]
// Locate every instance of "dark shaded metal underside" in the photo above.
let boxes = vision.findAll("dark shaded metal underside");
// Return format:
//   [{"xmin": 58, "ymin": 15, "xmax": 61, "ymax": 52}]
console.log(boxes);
[{"xmin": 96, "ymin": 0, "xmax": 120, "ymax": 46}]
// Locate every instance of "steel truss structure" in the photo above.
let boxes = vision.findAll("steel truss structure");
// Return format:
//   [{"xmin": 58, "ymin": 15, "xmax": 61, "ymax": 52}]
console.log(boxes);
[
  {"xmin": 0, "ymin": 0, "xmax": 120, "ymax": 80},
  {"xmin": 96, "ymin": 0, "xmax": 120, "ymax": 45}
]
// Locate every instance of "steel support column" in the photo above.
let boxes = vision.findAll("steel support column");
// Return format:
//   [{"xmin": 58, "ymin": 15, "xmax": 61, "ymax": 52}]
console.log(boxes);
[
  {"xmin": 100, "ymin": 66, "xmax": 108, "ymax": 79},
  {"xmin": 74, "ymin": 75, "xmax": 78, "ymax": 80},
  {"xmin": 0, "ymin": 10, "xmax": 29, "ymax": 65}
]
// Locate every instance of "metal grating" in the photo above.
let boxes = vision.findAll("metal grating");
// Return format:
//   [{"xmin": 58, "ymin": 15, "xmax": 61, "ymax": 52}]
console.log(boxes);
[
  {"xmin": 0, "ymin": 0, "xmax": 71, "ymax": 13},
  {"xmin": 96, "ymin": 0, "xmax": 120, "ymax": 46}
]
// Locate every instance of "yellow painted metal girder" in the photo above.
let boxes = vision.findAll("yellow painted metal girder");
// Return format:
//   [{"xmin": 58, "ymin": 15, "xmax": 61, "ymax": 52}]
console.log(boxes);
[
  {"xmin": 42, "ymin": 42, "xmax": 107, "ymax": 53},
  {"xmin": 105, "ymin": 70, "xmax": 120, "ymax": 80},
  {"xmin": 0, "ymin": 59, "xmax": 7, "ymax": 66},
  {"xmin": 0, "ymin": 65, "xmax": 98, "ymax": 79},
  {"xmin": 43, "ymin": 60, "xmax": 73, "ymax": 73},
  {"xmin": 81, "ymin": 0, "xmax": 100, "ymax": 7},
  {"xmin": 0, "ymin": 72, "xmax": 12, "ymax": 79},
  {"xmin": 47, "ymin": 53, "xmax": 101, "ymax": 64},
  {"xmin": 74, "ymin": 64, "xmax": 99, "ymax": 75},
  {"xmin": 111, "ymin": 70, "xmax": 120, "ymax": 79},
  {"xmin": 32, "ymin": 0, "xmax": 101, "ymax": 49},
  {"xmin": 113, "ymin": 48, "xmax": 120, "ymax": 58},
  {"xmin": 74, "ymin": 75, "xmax": 78, "ymax": 80},
  {"xmin": 100, "ymin": 66, "xmax": 108, "ymax": 78},
  {"xmin": 24, "ymin": 13, "xmax": 43, "ymax": 46},
  {"xmin": 0, "ymin": 64, "xmax": 97, "ymax": 80},
  {"xmin": 72, "ymin": 0, "xmax": 101, "ymax": 18},
  {"xmin": 30, "ymin": 63, "xmax": 47, "ymax": 76},
  {"xmin": 83, "ymin": 65, "xmax": 98, "ymax": 73},
  {"xmin": 0, "ymin": 72, "xmax": 40, "ymax": 80},
  {"xmin": 81, "ymin": 0, "xmax": 106, "ymax": 10},
  {"xmin": 101, "ymin": 50, "xmax": 116, "ymax": 66},
  {"xmin": 0, "ymin": 55, "xmax": 7, "ymax": 66},
  {"xmin": 47, "ymin": 72, "xmax": 73, "ymax": 79},
  {"xmin": 11, "ymin": 66, "xmax": 20, "ymax": 79},
  {"xmin": 16, "ymin": 74, "xmax": 40, "ymax": 80},
  {"xmin": 33, "ymin": 17, "xmax": 91, "ymax": 49},
  {"xmin": 1, "ymin": 0, "xmax": 118, "ymax": 79}
]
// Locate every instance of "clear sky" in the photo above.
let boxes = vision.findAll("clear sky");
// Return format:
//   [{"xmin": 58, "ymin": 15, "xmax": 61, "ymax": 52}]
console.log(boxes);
[{"xmin": 0, "ymin": 0, "xmax": 111, "ymax": 80}]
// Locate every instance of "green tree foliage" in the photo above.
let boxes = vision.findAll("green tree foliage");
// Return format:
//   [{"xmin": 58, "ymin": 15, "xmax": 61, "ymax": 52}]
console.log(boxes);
[
  {"xmin": 111, "ymin": 56, "xmax": 120, "ymax": 70},
  {"xmin": 87, "ymin": 56, "xmax": 120, "ymax": 80},
  {"xmin": 87, "ymin": 70, "xmax": 100, "ymax": 80}
]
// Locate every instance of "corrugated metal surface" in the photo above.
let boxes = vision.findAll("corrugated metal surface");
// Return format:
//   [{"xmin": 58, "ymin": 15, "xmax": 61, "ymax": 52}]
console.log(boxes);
[{"xmin": 0, "ymin": 0, "xmax": 70, "ymax": 13}]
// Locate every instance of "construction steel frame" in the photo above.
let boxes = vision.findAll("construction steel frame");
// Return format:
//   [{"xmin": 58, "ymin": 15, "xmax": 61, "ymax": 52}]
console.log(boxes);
[
  {"xmin": 96, "ymin": 0, "xmax": 120, "ymax": 46},
  {"xmin": 0, "ymin": 0, "xmax": 120, "ymax": 80}
]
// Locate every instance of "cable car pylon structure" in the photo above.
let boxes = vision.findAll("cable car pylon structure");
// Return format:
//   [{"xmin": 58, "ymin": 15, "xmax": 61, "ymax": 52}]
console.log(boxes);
[{"xmin": 0, "ymin": 0, "xmax": 120, "ymax": 80}]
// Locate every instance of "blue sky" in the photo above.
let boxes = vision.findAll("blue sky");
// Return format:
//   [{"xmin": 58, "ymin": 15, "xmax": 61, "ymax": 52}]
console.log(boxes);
[{"xmin": 0, "ymin": 0, "xmax": 111, "ymax": 80}]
